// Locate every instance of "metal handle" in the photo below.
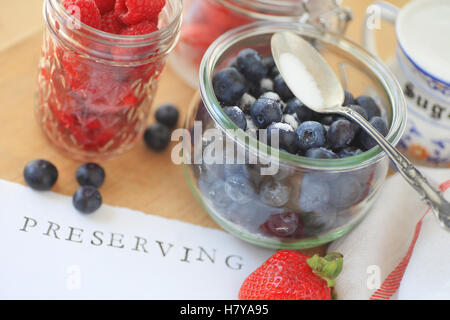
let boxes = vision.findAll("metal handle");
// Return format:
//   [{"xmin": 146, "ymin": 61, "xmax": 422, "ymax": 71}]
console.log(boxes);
[{"xmin": 339, "ymin": 106, "xmax": 450, "ymax": 229}]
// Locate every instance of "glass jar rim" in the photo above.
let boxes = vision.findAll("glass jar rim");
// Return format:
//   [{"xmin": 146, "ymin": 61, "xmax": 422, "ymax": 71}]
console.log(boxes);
[
  {"xmin": 199, "ymin": 21, "xmax": 408, "ymax": 172},
  {"xmin": 215, "ymin": 0, "xmax": 305, "ymax": 20},
  {"xmin": 46, "ymin": 0, "xmax": 182, "ymax": 54}
]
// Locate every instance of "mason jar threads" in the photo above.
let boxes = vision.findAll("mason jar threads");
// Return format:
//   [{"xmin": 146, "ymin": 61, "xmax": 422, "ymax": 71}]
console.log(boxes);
[
  {"xmin": 36, "ymin": 0, "xmax": 182, "ymax": 160},
  {"xmin": 169, "ymin": 0, "xmax": 352, "ymax": 88}
]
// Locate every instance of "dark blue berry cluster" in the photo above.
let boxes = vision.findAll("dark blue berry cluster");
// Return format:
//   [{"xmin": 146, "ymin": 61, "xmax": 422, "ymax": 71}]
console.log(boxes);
[
  {"xmin": 144, "ymin": 104, "xmax": 179, "ymax": 151},
  {"xmin": 212, "ymin": 48, "xmax": 389, "ymax": 159},
  {"xmin": 24, "ymin": 160, "xmax": 105, "ymax": 214}
]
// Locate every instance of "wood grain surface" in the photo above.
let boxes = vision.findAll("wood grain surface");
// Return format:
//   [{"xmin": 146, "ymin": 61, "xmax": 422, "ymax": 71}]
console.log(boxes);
[{"xmin": 0, "ymin": 0, "xmax": 409, "ymax": 255}]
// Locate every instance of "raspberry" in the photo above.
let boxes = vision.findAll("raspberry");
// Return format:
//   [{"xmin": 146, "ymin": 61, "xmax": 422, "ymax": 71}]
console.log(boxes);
[
  {"xmin": 94, "ymin": 0, "xmax": 116, "ymax": 14},
  {"xmin": 99, "ymin": 10, "xmax": 124, "ymax": 34},
  {"xmin": 115, "ymin": 0, "xmax": 166, "ymax": 25},
  {"xmin": 63, "ymin": 0, "xmax": 102, "ymax": 29},
  {"xmin": 120, "ymin": 20, "xmax": 158, "ymax": 35}
]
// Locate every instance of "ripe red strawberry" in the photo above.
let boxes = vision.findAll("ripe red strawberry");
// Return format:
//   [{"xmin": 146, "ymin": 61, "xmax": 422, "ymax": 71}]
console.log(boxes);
[
  {"xmin": 63, "ymin": 0, "xmax": 102, "ymax": 29},
  {"xmin": 120, "ymin": 20, "xmax": 158, "ymax": 35},
  {"xmin": 115, "ymin": 0, "xmax": 166, "ymax": 25},
  {"xmin": 99, "ymin": 10, "xmax": 124, "ymax": 34},
  {"xmin": 94, "ymin": 0, "xmax": 116, "ymax": 14},
  {"xmin": 239, "ymin": 251, "xmax": 343, "ymax": 300}
]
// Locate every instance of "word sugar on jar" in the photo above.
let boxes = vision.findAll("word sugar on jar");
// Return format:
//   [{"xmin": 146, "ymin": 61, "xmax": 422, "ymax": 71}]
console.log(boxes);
[
  {"xmin": 36, "ymin": 0, "xmax": 182, "ymax": 160},
  {"xmin": 169, "ymin": 0, "xmax": 352, "ymax": 88}
]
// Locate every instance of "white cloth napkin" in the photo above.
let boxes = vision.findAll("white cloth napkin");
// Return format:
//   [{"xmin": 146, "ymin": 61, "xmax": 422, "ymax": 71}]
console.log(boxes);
[{"xmin": 329, "ymin": 167, "xmax": 450, "ymax": 300}]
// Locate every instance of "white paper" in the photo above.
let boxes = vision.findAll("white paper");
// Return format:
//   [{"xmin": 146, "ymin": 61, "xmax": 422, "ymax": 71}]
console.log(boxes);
[{"xmin": 0, "ymin": 180, "xmax": 274, "ymax": 300}]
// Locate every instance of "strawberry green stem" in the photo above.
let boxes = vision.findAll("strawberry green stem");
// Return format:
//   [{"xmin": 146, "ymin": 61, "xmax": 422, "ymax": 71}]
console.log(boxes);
[{"xmin": 307, "ymin": 252, "xmax": 343, "ymax": 288}]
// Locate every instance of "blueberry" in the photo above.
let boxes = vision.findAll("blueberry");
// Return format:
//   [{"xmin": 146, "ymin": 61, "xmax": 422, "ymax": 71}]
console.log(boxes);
[
  {"xmin": 338, "ymin": 147, "xmax": 363, "ymax": 158},
  {"xmin": 299, "ymin": 174, "xmax": 331, "ymax": 213},
  {"xmin": 259, "ymin": 179, "xmax": 291, "ymax": 207},
  {"xmin": 359, "ymin": 116, "xmax": 388, "ymax": 150},
  {"xmin": 144, "ymin": 123, "xmax": 171, "ymax": 151},
  {"xmin": 273, "ymin": 74, "xmax": 294, "ymax": 101},
  {"xmin": 155, "ymin": 104, "xmax": 179, "ymax": 128},
  {"xmin": 329, "ymin": 175, "xmax": 363, "ymax": 209},
  {"xmin": 23, "ymin": 160, "xmax": 58, "ymax": 191},
  {"xmin": 260, "ymin": 212, "xmax": 302, "ymax": 238},
  {"xmin": 305, "ymin": 147, "xmax": 338, "ymax": 159},
  {"xmin": 73, "ymin": 186, "xmax": 102, "ymax": 214},
  {"xmin": 245, "ymin": 116, "xmax": 258, "ymax": 139},
  {"xmin": 213, "ymin": 68, "xmax": 248, "ymax": 105},
  {"xmin": 320, "ymin": 115, "xmax": 336, "ymax": 126},
  {"xmin": 295, "ymin": 101, "xmax": 317, "ymax": 122},
  {"xmin": 343, "ymin": 90, "xmax": 355, "ymax": 106},
  {"xmin": 250, "ymin": 97, "xmax": 283, "ymax": 128},
  {"xmin": 296, "ymin": 121, "xmax": 326, "ymax": 151},
  {"xmin": 355, "ymin": 96, "xmax": 381, "ymax": 119},
  {"xmin": 76, "ymin": 163, "xmax": 105, "ymax": 188},
  {"xmin": 223, "ymin": 106, "xmax": 247, "ymax": 131},
  {"xmin": 260, "ymin": 91, "xmax": 283, "ymax": 104},
  {"xmin": 224, "ymin": 174, "xmax": 255, "ymax": 204},
  {"xmin": 235, "ymin": 48, "xmax": 267, "ymax": 82},
  {"xmin": 284, "ymin": 98, "xmax": 301, "ymax": 115},
  {"xmin": 267, "ymin": 122, "xmax": 299, "ymax": 154},
  {"xmin": 327, "ymin": 119, "xmax": 355, "ymax": 150}
]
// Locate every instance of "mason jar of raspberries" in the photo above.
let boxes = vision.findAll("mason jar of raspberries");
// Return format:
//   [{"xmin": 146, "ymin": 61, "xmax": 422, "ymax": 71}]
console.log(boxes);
[
  {"xmin": 169, "ymin": 0, "xmax": 352, "ymax": 88},
  {"xmin": 36, "ymin": 0, "xmax": 182, "ymax": 160}
]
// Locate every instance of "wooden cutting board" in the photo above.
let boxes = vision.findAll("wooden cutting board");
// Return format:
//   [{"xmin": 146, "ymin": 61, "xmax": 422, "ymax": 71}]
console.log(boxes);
[{"xmin": 0, "ymin": 0, "xmax": 407, "ymax": 256}]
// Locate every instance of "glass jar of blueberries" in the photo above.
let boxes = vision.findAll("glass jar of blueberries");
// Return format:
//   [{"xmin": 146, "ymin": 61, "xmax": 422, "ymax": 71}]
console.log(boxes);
[
  {"xmin": 183, "ymin": 22, "xmax": 407, "ymax": 249},
  {"xmin": 170, "ymin": 0, "xmax": 352, "ymax": 88}
]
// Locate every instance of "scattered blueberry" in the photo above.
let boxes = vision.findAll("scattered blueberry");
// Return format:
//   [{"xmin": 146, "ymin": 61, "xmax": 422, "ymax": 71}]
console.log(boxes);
[
  {"xmin": 359, "ymin": 116, "xmax": 388, "ymax": 150},
  {"xmin": 250, "ymin": 96, "xmax": 283, "ymax": 128},
  {"xmin": 23, "ymin": 160, "xmax": 58, "ymax": 191},
  {"xmin": 223, "ymin": 106, "xmax": 247, "ymax": 131},
  {"xmin": 76, "ymin": 163, "xmax": 105, "ymax": 188},
  {"xmin": 273, "ymin": 74, "xmax": 294, "ymax": 101},
  {"xmin": 305, "ymin": 147, "xmax": 338, "ymax": 159},
  {"xmin": 155, "ymin": 104, "xmax": 179, "ymax": 128},
  {"xmin": 296, "ymin": 121, "xmax": 326, "ymax": 151},
  {"xmin": 72, "ymin": 186, "xmax": 102, "ymax": 214},
  {"xmin": 355, "ymin": 96, "xmax": 381, "ymax": 119},
  {"xmin": 327, "ymin": 119, "xmax": 355, "ymax": 150},
  {"xmin": 235, "ymin": 48, "xmax": 267, "ymax": 82},
  {"xmin": 144, "ymin": 123, "xmax": 171, "ymax": 151},
  {"xmin": 213, "ymin": 67, "xmax": 248, "ymax": 105}
]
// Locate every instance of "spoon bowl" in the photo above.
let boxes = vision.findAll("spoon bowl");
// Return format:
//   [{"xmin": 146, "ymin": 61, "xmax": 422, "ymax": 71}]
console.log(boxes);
[{"xmin": 271, "ymin": 31, "xmax": 450, "ymax": 229}]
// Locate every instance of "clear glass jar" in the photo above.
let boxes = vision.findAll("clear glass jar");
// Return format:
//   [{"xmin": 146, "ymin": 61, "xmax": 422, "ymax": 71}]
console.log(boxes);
[
  {"xmin": 183, "ymin": 22, "xmax": 407, "ymax": 249},
  {"xmin": 170, "ymin": 0, "xmax": 352, "ymax": 88},
  {"xmin": 36, "ymin": 0, "xmax": 182, "ymax": 161}
]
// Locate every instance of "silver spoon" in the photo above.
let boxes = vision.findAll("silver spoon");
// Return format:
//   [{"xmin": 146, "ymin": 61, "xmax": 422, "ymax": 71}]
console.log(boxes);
[{"xmin": 271, "ymin": 31, "xmax": 450, "ymax": 230}]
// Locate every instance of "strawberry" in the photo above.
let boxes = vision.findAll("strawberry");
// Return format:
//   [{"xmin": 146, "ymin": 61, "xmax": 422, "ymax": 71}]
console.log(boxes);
[{"xmin": 239, "ymin": 250, "xmax": 343, "ymax": 300}]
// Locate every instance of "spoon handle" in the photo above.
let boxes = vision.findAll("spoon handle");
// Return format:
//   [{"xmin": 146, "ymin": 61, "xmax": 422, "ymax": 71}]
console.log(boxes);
[{"xmin": 339, "ymin": 106, "xmax": 450, "ymax": 229}]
